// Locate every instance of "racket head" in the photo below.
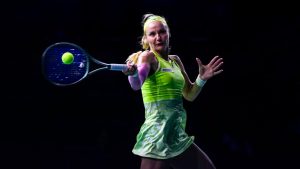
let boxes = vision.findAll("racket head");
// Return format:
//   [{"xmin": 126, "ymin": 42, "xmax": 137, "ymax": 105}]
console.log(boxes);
[{"xmin": 42, "ymin": 42, "xmax": 89, "ymax": 86}]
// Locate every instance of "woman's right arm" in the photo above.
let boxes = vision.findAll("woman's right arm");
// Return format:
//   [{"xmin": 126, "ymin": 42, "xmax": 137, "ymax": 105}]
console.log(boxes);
[{"xmin": 128, "ymin": 51, "xmax": 154, "ymax": 90}]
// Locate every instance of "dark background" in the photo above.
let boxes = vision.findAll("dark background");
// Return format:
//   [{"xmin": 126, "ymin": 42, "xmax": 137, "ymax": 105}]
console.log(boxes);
[{"xmin": 2, "ymin": 0, "xmax": 300, "ymax": 169}]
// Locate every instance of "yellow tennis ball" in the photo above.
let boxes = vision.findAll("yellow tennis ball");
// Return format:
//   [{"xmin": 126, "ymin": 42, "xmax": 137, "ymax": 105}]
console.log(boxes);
[{"xmin": 61, "ymin": 52, "xmax": 74, "ymax": 64}]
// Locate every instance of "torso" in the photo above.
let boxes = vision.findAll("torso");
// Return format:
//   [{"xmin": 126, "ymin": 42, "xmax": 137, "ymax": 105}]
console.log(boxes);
[{"xmin": 148, "ymin": 51, "xmax": 179, "ymax": 76}]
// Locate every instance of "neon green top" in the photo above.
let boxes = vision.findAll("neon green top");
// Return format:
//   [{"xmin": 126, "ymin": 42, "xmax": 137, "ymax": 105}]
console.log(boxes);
[{"xmin": 132, "ymin": 53, "xmax": 194, "ymax": 159}]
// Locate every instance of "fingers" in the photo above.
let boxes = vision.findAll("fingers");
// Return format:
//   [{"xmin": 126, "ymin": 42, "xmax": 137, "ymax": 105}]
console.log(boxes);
[
  {"xmin": 213, "ymin": 69, "xmax": 223, "ymax": 76},
  {"xmin": 197, "ymin": 56, "xmax": 224, "ymax": 76},
  {"xmin": 212, "ymin": 57, "xmax": 223, "ymax": 68},
  {"xmin": 208, "ymin": 55, "xmax": 220, "ymax": 66},
  {"xmin": 122, "ymin": 62, "xmax": 131, "ymax": 73},
  {"xmin": 123, "ymin": 62, "xmax": 137, "ymax": 75},
  {"xmin": 201, "ymin": 55, "xmax": 222, "ymax": 66},
  {"xmin": 213, "ymin": 60, "xmax": 224, "ymax": 72},
  {"xmin": 208, "ymin": 56, "xmax": 224, "ymax": 77},
  {"xmin": 196, "ymin": 57, "xmax": 203, "ymax": 67}
]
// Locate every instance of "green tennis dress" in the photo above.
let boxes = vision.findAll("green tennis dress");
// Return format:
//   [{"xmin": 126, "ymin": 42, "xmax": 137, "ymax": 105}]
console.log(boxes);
[{"xmin": 132, "ymin": 53, "xmax": 194, "ymax": 159}]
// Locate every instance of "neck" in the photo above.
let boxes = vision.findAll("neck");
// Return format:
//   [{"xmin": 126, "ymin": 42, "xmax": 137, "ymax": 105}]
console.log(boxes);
[{"xmin": 152, "ymin": 48, "xmax": 169, "ymax": 60}]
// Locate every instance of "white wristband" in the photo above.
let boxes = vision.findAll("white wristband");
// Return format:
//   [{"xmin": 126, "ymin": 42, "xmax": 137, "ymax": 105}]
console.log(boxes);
[{"xmin": 195, "ymin": 76, "xmax": 206, "ymax": 88}]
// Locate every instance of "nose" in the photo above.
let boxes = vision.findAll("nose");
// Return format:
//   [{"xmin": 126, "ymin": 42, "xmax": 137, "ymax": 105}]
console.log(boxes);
[{"xmin": 156, "ymin": 33, "xmax": 161, "ymax": 40}]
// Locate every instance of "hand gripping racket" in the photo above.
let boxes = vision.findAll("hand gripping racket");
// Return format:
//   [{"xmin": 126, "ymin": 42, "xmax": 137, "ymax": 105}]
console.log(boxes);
[{"xmin": 42, "ymin": 42, "xmax": 127, "ymax": 86}]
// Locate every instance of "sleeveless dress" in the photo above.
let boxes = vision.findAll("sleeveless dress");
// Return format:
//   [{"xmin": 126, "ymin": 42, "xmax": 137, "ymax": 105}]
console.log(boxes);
[{"xmin": 132, "ymin": 52, "xmax": 194, "ymax": 159}]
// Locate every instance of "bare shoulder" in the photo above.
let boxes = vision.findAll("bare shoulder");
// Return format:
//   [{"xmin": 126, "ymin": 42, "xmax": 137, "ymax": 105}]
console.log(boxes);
[
  {"xmin": 169, "ymin": 55, "xmax": 179, "ymax": 60},
  {"xmin": 169, "ymin": 55, "xmax": 183, "ymax": 64},
  {"xmin": 169, "ymin": 55, "xmax": 187, "ymax": 72}
]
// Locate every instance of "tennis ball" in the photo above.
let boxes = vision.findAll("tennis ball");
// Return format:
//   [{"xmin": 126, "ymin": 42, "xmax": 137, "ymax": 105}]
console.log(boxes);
[{"xmin": 61, "ymin": 52, "xmax": 74, "ymax": 64}]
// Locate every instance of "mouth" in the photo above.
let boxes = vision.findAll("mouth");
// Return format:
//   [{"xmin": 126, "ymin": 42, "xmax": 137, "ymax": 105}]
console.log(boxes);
[{"xmin": 156, "ymin": 43, "xmax": 165, "ymax": 46}]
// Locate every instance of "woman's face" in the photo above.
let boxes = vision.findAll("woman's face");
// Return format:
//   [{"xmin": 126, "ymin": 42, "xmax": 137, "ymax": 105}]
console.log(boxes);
[{"xmin": 145, "ymin": 21, "xmax": 169, "ymax": 53}]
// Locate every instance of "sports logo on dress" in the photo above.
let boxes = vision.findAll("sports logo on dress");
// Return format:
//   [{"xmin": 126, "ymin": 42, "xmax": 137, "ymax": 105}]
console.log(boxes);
[{"xmin": 161, "ymin": 68, "xmax": 173, "ymax": 72}]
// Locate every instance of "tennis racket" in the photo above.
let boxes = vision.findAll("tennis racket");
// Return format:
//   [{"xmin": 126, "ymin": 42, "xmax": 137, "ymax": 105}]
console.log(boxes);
[{"xmin": 42, "ymin": 42, "xmax": 127, "ymax": 86}]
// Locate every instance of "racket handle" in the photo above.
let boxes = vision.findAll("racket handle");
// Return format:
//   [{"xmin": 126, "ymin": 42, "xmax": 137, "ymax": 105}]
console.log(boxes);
[{"xmin": 109, "ymin": 64, "xmax": 127, "ymax": 71}]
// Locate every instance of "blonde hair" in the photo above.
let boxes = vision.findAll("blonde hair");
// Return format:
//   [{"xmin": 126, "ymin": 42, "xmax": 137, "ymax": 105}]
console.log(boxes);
[
  {"xmin": 126, "ymin": 13, "xmax": 170, "ymax": 64},
  {"xmin": 125, "ymin": 51, "xmax": 142, "ymax": 64}
]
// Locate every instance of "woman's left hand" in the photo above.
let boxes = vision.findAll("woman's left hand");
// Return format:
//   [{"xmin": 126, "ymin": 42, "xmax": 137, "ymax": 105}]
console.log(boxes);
[{"xmin": 196, "ymin": 56, "xmax": 223, "ymax": 80}]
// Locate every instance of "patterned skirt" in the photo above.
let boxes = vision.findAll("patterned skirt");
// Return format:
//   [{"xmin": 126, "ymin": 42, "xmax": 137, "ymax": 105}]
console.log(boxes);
[{"xmin": 132, "ymin": 98, "xmax": 194, "ymax": 159}]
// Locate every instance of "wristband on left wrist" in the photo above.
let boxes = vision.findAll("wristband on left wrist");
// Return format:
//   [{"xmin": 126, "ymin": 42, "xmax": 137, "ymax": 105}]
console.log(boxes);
[{"xmin": 195, "ymin": 76, "xmax": 206, "ymax": 87}]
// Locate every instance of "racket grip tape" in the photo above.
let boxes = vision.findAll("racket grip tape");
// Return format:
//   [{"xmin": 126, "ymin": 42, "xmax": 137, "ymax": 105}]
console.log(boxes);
[{"xmin": 109, "ymin": 64, "xmax": 127, "ymax": 71}]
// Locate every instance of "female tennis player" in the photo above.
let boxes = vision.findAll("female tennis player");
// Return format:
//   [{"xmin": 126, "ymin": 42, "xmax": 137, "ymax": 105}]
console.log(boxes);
[{"xmin": 123, "ymin": 13, "xmax": 223, "ymax": 169}]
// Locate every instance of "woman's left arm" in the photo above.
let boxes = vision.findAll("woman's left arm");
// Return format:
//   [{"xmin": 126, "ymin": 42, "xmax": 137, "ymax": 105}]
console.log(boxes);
[{"xmin": 172, "ymin": 55, "xmax": 223, "ymax": 102}]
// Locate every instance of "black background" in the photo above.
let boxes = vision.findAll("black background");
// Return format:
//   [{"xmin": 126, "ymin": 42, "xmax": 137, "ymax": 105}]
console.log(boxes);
[{"xmin": 2, "ymin": 0, "xmax": 300, "ymax": 169}]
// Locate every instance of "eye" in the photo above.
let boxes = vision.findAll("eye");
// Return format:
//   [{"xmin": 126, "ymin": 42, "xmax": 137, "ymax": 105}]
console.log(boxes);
[
  {"xmin": 159, "ymin": 29, "xmax": 166, "ymax": 34},
  {"xmin": 148, "ymin": 32, "xmax": 156, "ymax": 36}
]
